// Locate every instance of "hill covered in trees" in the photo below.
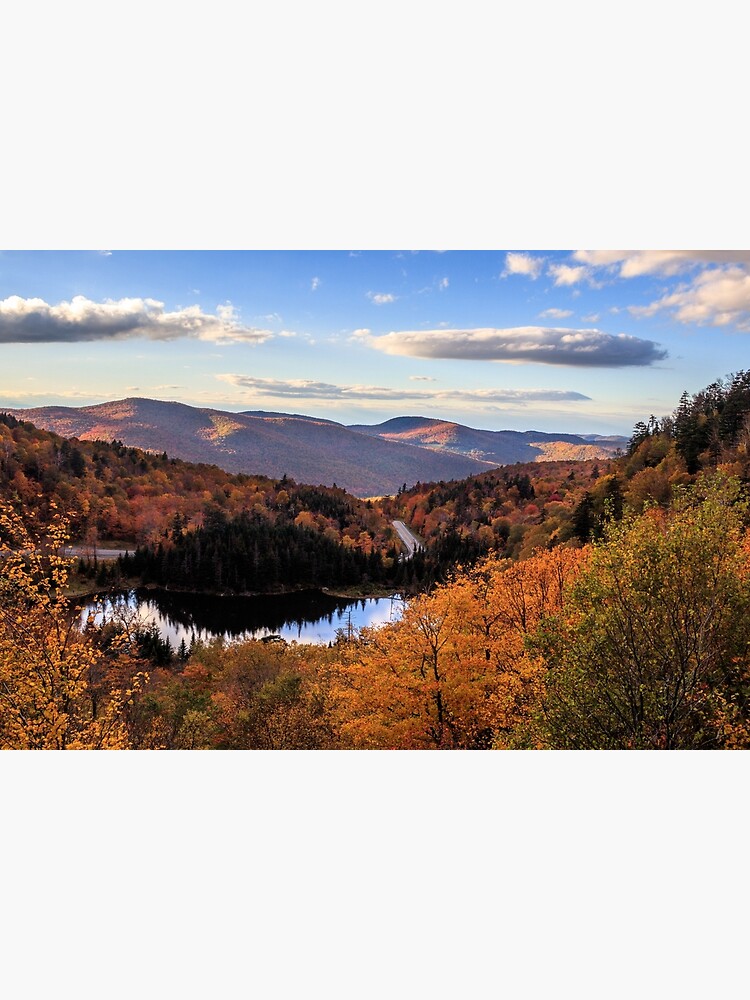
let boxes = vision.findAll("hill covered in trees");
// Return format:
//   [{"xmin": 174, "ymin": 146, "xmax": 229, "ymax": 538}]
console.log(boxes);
[
  {"xmin": 0, "ymin": 410, "xmax": 515, "ymax": 596},
  {"xmin": 8, "ymin": 399, "xmax": 629, "ymax": 497},
  {"xmin": 626, "ymin": 369, "xmax": 750, "ymax": 480},
  {"xmin": 7, "ymin": 368, "xmax": 750, "ymax": 602},
  {"xmin": 0, "ymin": 410, "xmax": 404, "ymax": 590},
  {"xmin": 4, "ymin": 468, "xmax": 750, "ymax": 750},
  {"xmin": 372, "ymin": 370, "xmax": 750, "ymax": 566},
  {"xmin": 7, "ymin": 398, "xmax": 494, "ymax": 497},
  {"xmin": 0, "ymin": 408, "xmax": 636, "ymax": 598},
  {"xmin": 8, "ymin": 369, "xmax": 750, "ymax": 750}
]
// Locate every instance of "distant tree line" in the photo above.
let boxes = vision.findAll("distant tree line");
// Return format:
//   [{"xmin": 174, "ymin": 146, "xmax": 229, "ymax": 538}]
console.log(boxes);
[
  {"xmin": 114, "ymin": 504, "xmax": 501, "ymax": 596},
  {"xmin": 120, "ymin": 507, "xmax": 394, "ymax": 592},
  {"xmin": 629, "ymin": 370, "xmax": 750, "ymax": 474}
]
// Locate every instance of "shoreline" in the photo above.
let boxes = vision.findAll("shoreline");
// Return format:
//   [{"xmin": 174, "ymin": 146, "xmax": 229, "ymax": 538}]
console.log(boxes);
[{"xmin": 66, "ymin": 576, "xmax": 402, "ymax": 603}]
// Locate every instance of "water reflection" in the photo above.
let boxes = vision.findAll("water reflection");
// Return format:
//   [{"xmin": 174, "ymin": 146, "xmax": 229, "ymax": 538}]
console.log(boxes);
[{"xmin": 79, "ymin": 588, "xmax": 404, "ymax": 647}]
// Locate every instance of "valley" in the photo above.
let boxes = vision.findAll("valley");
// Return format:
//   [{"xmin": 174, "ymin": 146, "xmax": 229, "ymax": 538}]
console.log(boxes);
[{"xmin": 5, "ymin": 369, "xmax": 750, "ymax": 750}]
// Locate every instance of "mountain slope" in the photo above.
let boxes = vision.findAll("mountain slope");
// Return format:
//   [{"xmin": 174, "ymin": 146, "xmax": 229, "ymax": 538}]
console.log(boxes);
[
  {"xmin": 6, "ymin": 399, "xmax": 494, "ymax": 497},
  {"xmin": 348, "ymin": 416, "xmax": 627, "ymax": 465}
]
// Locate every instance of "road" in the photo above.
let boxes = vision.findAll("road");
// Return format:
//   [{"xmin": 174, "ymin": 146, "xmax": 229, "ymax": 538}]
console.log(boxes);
[
  {"xmin": 62, "ymin": 546, "xmax": 135, "ymax": 562},
  {"xmin": 392, "ymin": 520, "xmax": 423, "ymax": 558}
]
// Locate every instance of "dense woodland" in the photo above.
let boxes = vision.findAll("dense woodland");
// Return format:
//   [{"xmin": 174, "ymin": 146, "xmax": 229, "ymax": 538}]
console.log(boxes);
[
  {"xmin": 0, "ymin": 412, "xmax": 398, "ymax": 587},
  {"xmin": 4, "ymin": 371, "xmax": 750, "ymax": 749},
  {"xmin": 124, "ymin": 508, "xmax": 393, "ymax": 592}
]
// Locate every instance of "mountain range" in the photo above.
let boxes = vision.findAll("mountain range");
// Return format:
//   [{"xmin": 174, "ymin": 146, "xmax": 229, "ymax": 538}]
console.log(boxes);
[
  {"xmin": 349, "ymin": 416, "xmax": 626, "ymax": 466},
  {"xmin": 5, "ymin": 398, "xmax": 627, "ymax": 497}
]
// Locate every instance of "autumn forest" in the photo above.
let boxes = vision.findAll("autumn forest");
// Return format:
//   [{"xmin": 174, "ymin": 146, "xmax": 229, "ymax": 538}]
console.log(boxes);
[{"xmin": 4, "ymin": 371, "xmax": 750, "ymax": 749}]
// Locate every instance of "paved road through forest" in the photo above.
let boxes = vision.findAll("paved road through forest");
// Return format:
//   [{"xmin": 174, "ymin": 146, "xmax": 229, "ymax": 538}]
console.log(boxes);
[
  {"xmin": 62, "ymin": 546, "xmax": 135, "ymax": 561},
  {"xmin": 391, "ymin": 520, "xmax": 423, "ymax": 558}
]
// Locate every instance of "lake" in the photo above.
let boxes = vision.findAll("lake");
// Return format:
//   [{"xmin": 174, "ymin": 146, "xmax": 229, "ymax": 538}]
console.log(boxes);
[{"xmin": 79, "ymin": 588, "xmax": 404, "ymax": 648}]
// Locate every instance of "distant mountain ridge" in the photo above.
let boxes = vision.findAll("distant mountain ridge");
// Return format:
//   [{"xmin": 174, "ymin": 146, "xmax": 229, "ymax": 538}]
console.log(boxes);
[
  {"xmin": 240, "ymin": 409, "xmax": 342, "ymax": 426},
  {"xmin": 347, "ymin": 416, "xmax": 627, "ymax": 466},
  {"xmin": 6, "ymin": 399, "xmax": 493, "ymax": 497},
  {"xmin": 5, "ymin": 399, "xmax": 626, "ymax": 497}
]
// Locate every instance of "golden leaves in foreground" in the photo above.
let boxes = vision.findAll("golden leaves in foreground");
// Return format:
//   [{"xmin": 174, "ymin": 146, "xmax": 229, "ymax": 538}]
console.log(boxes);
[{"xmin": 0, "ymin": 501, "xmax": 141, "ymax": 749}]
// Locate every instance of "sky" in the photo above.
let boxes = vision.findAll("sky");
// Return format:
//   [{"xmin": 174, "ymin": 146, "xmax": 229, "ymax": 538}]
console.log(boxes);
[{"xmin": 2, "ymin": 249, "xmax": 750, "ymax": 436}]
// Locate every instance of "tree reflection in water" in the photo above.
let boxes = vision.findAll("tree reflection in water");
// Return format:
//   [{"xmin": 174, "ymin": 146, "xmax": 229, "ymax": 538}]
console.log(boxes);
[{"xmin": 80, "ymin": 588, "xmax": 402, "ymax": 647}]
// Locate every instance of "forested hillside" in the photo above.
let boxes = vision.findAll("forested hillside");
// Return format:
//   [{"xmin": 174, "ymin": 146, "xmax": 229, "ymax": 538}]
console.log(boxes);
[
  {"xmin": 0, "ymin": 411, "xmax": 511, "ymax": 595},
  {"xmin": 0, "ymin": 411, "xmax": 398, "ymax": 583},
  {"xmin": 4, "ymin": 470, "xmax": 750, "ymax": 749},
  {"xmin": 626, "ymin": 369, "xmax": 750, "ymax": 479},
  {"xmin": 6, "ymin": 371, "xmax": 750, "ymax": 749},
  {"xmin": 7, "ymin": 398, "xmax": 493, "ymax": 497}
]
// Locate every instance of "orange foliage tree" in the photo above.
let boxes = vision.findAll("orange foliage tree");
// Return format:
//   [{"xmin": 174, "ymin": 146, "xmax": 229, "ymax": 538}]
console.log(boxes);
[
  {"xmin": 332, "ymin": 546, "xmax": 585, "ymax": 749},
  {"xmin": 0, "ymin": 501, "xmax": 141, "ymax": 749}
]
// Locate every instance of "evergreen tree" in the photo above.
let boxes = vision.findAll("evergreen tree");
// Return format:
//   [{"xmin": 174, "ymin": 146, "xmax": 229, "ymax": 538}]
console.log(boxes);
[{"xmin": 571, "ymin": 492, "xmax": 595, "ymax": 543}]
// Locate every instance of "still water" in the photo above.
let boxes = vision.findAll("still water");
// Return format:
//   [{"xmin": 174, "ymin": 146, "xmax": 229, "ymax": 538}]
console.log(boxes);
[{"xmin": 79, "ymin": 588, "xmax": 403, "ymax": 648}]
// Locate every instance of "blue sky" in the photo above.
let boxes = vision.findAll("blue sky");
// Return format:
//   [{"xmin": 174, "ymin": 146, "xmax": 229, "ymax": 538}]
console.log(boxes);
[{"xmin": 2, "ymin": 249, "xmax": 750, "ymax": 435}]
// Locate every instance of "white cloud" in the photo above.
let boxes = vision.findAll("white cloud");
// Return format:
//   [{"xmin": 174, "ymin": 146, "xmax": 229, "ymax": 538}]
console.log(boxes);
[
  {"xmin": 409, "ymin": 375, "xmax": 437, "ymax": 382},
  {"xmin": 360, "ymin": 326, "xmax": 666, "ymax": 367},
  {"xmin": 367, "ymin": 291, "xmax": 397, "ymax": 304},
  {"xmin": 503, "ymin": 252, "xmax": 544, "ymax": 279},
  {"xmin": 0, "ymin": 295, "xmax": 272, "ymax": 345},
  {"xmin": 98, "ymin": 250, "xmax": 112, "ymax": 257},
  {"xmin": 582, "ymin": 313, "xmax": 600, "ymax": 323},
  {"xmin": 539, "ymin": 308, "xmax": 573, "ymax": 319},
  {"xmin": 216, "ymin": 373, "xmax": 590, "ymax": 405},
  {"xmin": 631, "ymin": 265, "xmax": 750, "ymax": 327},
  {"xmin": 216, "ymin": 303, "xmax": 237, "ymax": 324},
  {"xmin": 439, "ymin": 277, "xmax": 449, "ymax": 290},
  {"xmin": 573, "ymin": 249, "xmax": 750, "ymax": 278},
  {"xmin": 311, "ymin": 277, "xmax": 320, "ymax": 291},
  {"xmin": 548, "ymin": 263, "xmax": 589, "ymax": 286}
]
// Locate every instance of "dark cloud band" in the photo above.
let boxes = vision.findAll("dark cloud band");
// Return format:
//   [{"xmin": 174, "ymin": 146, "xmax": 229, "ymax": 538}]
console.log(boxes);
[{"xmin": 358, "ymin": 326, "xmax": 666, "ymax": 367}]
